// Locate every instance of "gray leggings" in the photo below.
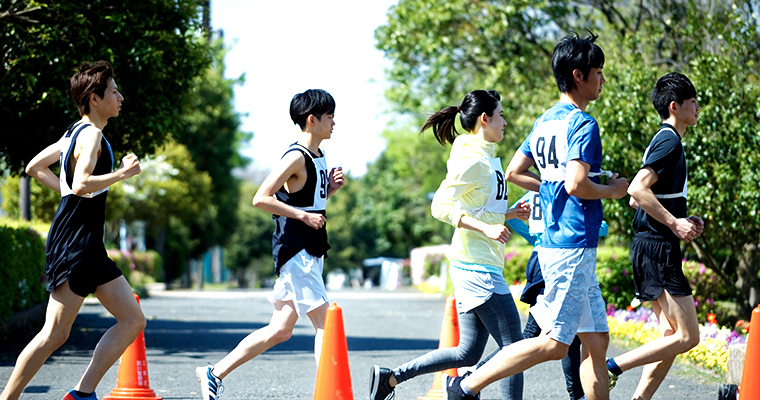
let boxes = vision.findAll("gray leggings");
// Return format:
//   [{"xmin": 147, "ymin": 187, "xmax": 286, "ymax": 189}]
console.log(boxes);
[{"xmin": 392, "ymin": 292, "xmax": 524, "ymax": 400}]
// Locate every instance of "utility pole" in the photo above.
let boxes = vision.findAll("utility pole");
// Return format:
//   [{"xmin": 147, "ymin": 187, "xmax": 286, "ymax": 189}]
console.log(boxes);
[{"xmin": 19, "ymin": 173, "xmax": 31, "ymax": 221}]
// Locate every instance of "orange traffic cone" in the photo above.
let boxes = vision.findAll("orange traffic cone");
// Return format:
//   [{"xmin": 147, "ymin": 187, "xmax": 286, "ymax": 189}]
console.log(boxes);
[
  {"xmin": 739, "ymin": 305, "xmax": 760, "ymax": 400},
  {"xmin": 418, "ymin": 295, "xmax": 460, "ymax": 400},
  {"xmin": 104, "ymin": 294, "xmax": 161, "ymax": 400},
  {"xmin": 314, "ymin": 303, "xmax": 354, "ymax": 400}
]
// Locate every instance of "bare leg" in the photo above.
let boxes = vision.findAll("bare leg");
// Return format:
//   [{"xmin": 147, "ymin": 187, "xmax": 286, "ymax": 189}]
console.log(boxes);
[
  {"xmin": 0, "ymin": 282, "xmax": 84, "ymax": 400},
  {"xmin": 632, "ymin": 358, "xmax": 675, "ymax": 400},
  {"xmin": 306, "ymin": 303, "xmax": 328, "ymax": 364},
  {"xmin": 577, "ymin": 332, "xmax": 609, "ymax": 400},
  {"xmin": 211, "ymin": 300, "xmax": 299, "ymax": 379},
  {"xmin": 76, "ymin": 276, "xmax": 146, "ymax": 393},
  {"xmin": 629, "ymin": 294, "xmax": 690, "ymax": 400},
  {"xmin": 611, "ymin": 292, "xmax": 699, "ymax": 386},
  {"xmin": 462, "ymin": 335, "xmax": 568, "ymax": 393}
]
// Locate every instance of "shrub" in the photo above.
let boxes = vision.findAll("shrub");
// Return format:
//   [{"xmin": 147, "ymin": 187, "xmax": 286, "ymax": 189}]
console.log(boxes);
[
  {"xmin": 682, "ymin": 260, "xmax": 733, "ymax": 325},
  {"xmin": 423, "ymin": 252, "xmax": 446, "ymax": 279},
  {"xmin": 107, "ymin": 249, "xmax": 163, "ymax": 288},
  {"xmin": 503, "ymin": 245, "xmax": 534, "ymax": 284},
  {"xmin": 0, "ymin": 223, "xmax": 48, "ymax": 322},
  {"xmin": 596, "ymin": 246, "xmax": 636, "ymax": 310}
]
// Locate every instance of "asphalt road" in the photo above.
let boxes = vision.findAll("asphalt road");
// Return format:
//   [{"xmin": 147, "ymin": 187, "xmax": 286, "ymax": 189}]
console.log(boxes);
[{"xmin": 1, "ymin": 289, "xmax": 721, "ymax": 399}]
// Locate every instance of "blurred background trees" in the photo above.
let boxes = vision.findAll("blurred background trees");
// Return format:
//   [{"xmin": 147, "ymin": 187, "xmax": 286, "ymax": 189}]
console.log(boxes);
[
  {"xmin": 1, "ymin": 0, "xmax": 758, "ymax": 318},
  {"xmin": 372, "ymin": 0, "xmax": 760, "ymax": 317}
]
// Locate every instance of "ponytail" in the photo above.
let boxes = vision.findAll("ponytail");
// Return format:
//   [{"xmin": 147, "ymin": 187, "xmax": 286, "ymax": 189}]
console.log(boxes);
[
  {"xmin": 421, "ymin": 90, "xmax": 501, "ymax": 146},
  {"xmin": 421, "ymin": 106, "xmax": 460, "ymax": 146}
]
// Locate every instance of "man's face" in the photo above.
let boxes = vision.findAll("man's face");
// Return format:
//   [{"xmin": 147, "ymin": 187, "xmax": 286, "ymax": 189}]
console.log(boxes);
[
  {"xmin": 94, "ymin": 78, "xmax": 124, "ymax": 118},
  {"xmin": 312, "ymin": 112, "xmax": 335, "ymax": 139},
  {"xmin": 580, "ymin": 67, "xmax": 605, "ymax": 101},
  {"xmin": 676, "ymin": 97, "xmax": 700, "ymax": 126}
]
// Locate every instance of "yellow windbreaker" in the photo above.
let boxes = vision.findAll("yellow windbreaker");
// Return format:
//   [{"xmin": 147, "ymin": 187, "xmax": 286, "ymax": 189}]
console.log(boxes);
[{"xmin": 431, "ymin": 134, "xmax": 507, "ymax": 270}]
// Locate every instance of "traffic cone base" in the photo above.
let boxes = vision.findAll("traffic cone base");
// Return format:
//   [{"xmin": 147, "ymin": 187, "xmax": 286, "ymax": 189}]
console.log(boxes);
[
  {"xmin": 418, "ymin": 387, "xmax": 444, "ymax": 400},
  {"xmin": 103, "ymin": 388, "xmax": 161, "ymax": 400}
]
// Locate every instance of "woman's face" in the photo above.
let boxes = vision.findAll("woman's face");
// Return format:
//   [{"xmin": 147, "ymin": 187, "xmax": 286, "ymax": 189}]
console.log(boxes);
[{"xmin": 482, "ymin": 102, "xmax": 506, "ymax": 143}]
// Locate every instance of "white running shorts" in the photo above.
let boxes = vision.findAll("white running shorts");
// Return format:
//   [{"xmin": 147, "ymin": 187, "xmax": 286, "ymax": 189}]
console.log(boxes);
[
  {"xmin": 530, "ymin": 247, "xmax": 608, "ymax": 345},
  {"xmin": 267, "ymin": 249, "xmax": 328, "ymax": 317}
]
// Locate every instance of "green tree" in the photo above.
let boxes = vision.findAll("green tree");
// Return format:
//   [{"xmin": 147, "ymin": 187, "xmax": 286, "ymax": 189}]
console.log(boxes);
[
  {"xmin": 0, "ymin": 0, "xmax": 212, "ymax": 173},
  {"xmin": 223, "ymin": 182, "xmax": 275, "ymax": 288},
  {"xmin": 356, "ymin": 128, "xmax": 452, "ymax": 258},
  {"xmin": 173, "ymin": 41, "xmax": 251, "ymax": 254},
  {"xmin": 1, "ymin": 175, "xmax": 59, "ymax": 221},
  {"xmin": 109, "ymin": 139, "xmax": 215, "ymax": 283},
  {"xmin": 589, "ymin": 1, "xmax": 760, "ymax": 317},
  {"xmin": 323, "ymin": 175, "xmax": 376, "ymax": 276},
  {"xmin": 375, "ymin": 0, "xmax": 559, "ymax": 154},
  {"xmin": 374, "ymin": 0, "xmax": 760, "ymax": 316}
]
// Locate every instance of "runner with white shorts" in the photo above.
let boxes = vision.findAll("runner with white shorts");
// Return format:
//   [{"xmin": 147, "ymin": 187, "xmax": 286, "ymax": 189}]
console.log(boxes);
[{"xmin": 195, "ymin": 89, "xmax": 345, "ymax": 400}]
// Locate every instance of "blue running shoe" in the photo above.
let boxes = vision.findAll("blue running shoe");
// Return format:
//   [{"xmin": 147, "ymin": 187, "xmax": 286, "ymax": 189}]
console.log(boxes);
[
  {"xmin": 62, "ymin": 390, "xmax": 97, "ymax": 400},
  {"xmin": 196, "ymin": 365, "xmax": 224, "ymax": 400}
]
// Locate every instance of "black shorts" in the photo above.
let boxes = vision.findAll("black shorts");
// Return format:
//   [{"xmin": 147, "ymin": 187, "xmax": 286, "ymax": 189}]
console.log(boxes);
[
  {"xmin": 67, "ymin": 256, "xmax": 123, "ymax": 297},
  {"xmin": 630, "ymin": 234, "xmax": 692, "ymax": 301}
]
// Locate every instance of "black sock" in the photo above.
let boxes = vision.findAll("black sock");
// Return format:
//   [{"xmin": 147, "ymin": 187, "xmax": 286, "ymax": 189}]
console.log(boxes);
[
  {"xmin": 75, "ymin": 392, "xmax": 93, "ymax": 398},
  {"xmin": 607, "ymin": 358, "xmax": 623, "ymax": 376}
]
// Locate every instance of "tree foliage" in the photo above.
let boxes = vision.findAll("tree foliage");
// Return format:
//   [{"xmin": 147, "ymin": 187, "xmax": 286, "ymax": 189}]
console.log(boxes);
[
  {"xmin": 355, "ymin": 129, "xmax": 451, "ymax": 258},
  {"xmin": 172, "ymin": 40, "xmax": 251, "ymax": 253},
  {"xmin": 1, "ymin": 2, "xmax": 251, "ymax": 284},
  {"xmin": 373, "ymin": 0, "xmax": 760, "ymax": 316},
  {"xmin": 1, "ymin": 174, "xmax": 59, "ymax": 221},
  {"xmin": 108, "ymin": 139, "xmax": 215, "ymax": 282},
  {"xmin": 222, "ymin": 182, "xmax": 275, "ymax": 288},
  {"xmin": 0, "ymin": 0, "xmax": 212, "ymax": 173}
]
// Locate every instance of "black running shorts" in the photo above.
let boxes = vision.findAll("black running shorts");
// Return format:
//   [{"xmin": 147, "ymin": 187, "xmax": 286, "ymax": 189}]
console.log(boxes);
[
  {"xmin": 67, "ymin": 256, "xmax": 123, "ymax": 297},
  {"xmin": 630, "ymin": 234, "xmax": 692, "ymax": 301}
]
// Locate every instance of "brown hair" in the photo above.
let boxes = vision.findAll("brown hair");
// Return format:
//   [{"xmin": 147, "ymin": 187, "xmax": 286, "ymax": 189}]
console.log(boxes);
[{"xmin": 70, "ymin": 61, "xmax": 115, "ymax": 116}]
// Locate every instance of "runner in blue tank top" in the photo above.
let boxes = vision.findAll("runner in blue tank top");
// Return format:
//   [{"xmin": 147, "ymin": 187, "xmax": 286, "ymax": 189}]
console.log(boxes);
[
  {"xmin": 2, "ymin": 61, "xmax": 145, "ymax": 400},
  {"xmin": 443, "ymin": 32, "xmax": 628, "ymax": 400}
]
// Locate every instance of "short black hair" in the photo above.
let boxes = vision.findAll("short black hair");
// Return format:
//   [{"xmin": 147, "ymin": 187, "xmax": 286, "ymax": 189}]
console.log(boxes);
[
  {"xmin": 650, "ymin": 72, "xmax": 697, "ymax": 120},
  {"xmin": 289, "ymin": 89, "xmax": 336, "ymax": 130},
  {"xmin": 552, "ymin": 31, "xmax": 605, "ymax": 93}
]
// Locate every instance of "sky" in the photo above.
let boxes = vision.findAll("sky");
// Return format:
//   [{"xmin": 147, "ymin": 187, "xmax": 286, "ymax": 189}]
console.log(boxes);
[{"xmin": 210, "ymin": 0, "xmax": 399, "ymax": 179}]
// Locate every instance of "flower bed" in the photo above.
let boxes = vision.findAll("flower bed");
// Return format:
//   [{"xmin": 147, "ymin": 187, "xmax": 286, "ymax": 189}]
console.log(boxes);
[{"xmin": 606, "ymin": 304, "xmax": 748, "ymax": 376}]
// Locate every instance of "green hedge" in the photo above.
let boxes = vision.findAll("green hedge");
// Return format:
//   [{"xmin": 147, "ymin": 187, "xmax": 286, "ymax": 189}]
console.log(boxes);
[
  {"xmin": 504, "ymin": 245, "xmax": 638, "ymax": 310},
  {"xmin": 0, "ymin": 224, "xmax": 48, "ymax": 322},
  {"xmin": 503, "ymin": 246, "xmax": 535, "ymax": 284},
  {"xmin": 595, "ymin": 247, "xmax": 635, "ymax": 310},
  {"xmin": 106, "ymin": 249, "xmax": 163, "ymax": 288}
]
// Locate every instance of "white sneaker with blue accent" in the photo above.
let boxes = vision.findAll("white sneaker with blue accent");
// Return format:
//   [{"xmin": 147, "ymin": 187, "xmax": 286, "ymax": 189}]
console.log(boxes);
[{"xmin": 195, "ymin": 365, "xmax": 224, "ymax": 400}]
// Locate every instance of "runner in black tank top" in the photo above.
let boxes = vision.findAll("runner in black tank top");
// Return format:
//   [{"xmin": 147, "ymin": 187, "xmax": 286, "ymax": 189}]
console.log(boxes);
[
  {"xmin": 196, "ymin": 89, "xmax": 345, "ymax": 400},
  {"xmin": 2, "ymin": 61, "xmax": 145, "ymax": 400}
]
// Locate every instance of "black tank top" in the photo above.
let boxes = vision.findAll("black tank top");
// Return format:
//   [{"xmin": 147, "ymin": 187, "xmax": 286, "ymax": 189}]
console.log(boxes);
[{"xmin": 271, "ymin": 143, "xmax": 330, "ymax": 274}]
